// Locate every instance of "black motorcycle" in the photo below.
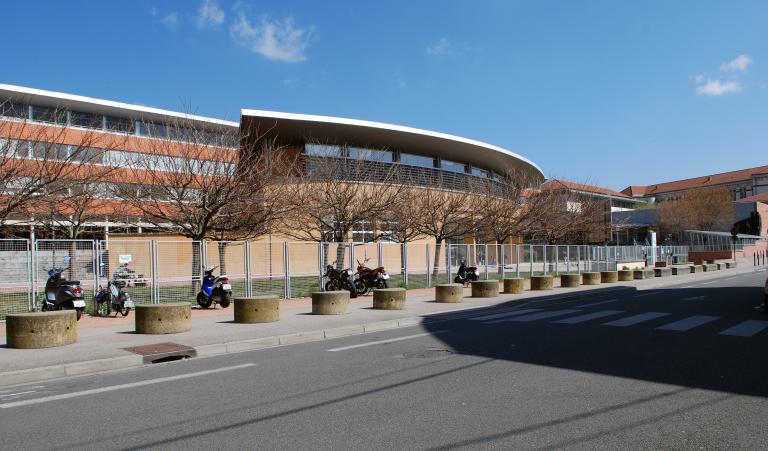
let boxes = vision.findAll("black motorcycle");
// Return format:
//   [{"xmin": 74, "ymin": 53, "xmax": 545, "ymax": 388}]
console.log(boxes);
[
  {"xmin": 40, "ymin": 267, "xmax": 86, "ymax": 320},
  {"xmin": 453, "ymin": 261, "xmax": 480, "ymax": 285},
  {"xmin": 95, "ymin": 279, "xmax": 134, "ymax": 317},
  {"xmin": 323, "ymin": 264, "xmax": 358, "ymax": 298}
]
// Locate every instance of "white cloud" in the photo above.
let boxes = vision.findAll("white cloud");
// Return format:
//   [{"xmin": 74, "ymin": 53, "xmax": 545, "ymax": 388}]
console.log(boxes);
[
  {"xmin": 720, "ymin": 54, "xmax": 752, "ymax": 72},
  {"xmin": 696, "ymin": 79, "xmax": 742, "ymax": 96},
  {"xmin": 196, "ymin": 0, "xmax": 225, "ymax": 28},
  {"xmin": 161, "ymin": 12, "xmax": 179, "ymax": 29},
  {"xmin": 229, "ymin": 13, "xmax": 314, "ymax": 62},
  {"xmin": 426, "ymin": 37, "xmax": 453, "ymax": 56}
]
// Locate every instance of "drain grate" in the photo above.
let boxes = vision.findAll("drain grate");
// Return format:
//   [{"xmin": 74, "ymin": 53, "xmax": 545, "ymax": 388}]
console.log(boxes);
[{"xmin": 123, "ymin": 342, "xmax": 197, "ymax": 364}]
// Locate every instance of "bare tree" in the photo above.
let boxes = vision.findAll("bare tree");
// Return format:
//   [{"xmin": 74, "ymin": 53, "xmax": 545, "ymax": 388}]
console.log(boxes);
[
  {"xmin": 529, "ymin": 183, "xmax": 610, "ymax": 244},
  {"xmin": 656, "ymin": 186, "xmax": 735, "ymax": 239}
]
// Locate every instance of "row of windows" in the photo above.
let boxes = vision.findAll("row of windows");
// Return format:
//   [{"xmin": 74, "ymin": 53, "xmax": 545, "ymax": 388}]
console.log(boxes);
[
  {"xmin": 3, "ymin": 178, "xmax": 203, "ymax": 202},
  {"xmin": 304, "ymin": 143, "xmax": 500, "ymax": 181},
  {"xmin": 0, "ymin": 101, "xmax": 236, "ymax": 147},
  {"xmin": 1, "ymin": 139, "xmax": 234, "ymax": 175}
]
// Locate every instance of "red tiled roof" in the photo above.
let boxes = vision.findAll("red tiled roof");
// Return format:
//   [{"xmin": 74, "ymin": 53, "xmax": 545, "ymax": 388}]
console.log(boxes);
[
  {"xmin": 542, "ymin": 179, "xmax": 632, "ymax": 199},
  {"xmin": 736, "ymin": 191, "xmax": 768, "ymax": 204},
  {"xmin": 621, "ymin": 165, "xmax": 768, "ymax": 197}
]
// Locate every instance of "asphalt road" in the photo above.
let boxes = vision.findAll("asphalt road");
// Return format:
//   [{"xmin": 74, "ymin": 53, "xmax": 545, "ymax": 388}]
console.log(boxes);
[{"xmin": 1, "ymin": 269, "xmax": 767, "ymax": 450}]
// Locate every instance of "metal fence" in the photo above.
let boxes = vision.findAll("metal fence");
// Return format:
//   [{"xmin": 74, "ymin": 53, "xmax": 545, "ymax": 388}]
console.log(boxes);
[{"xmin": 0, "ymin": 239, "xmax": 689, "ymax": 317}]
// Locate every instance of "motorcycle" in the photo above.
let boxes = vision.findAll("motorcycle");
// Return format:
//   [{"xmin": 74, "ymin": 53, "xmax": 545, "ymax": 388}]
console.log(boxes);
[
  {"xmin": 354, "ymin": 258, "xmax": 389, "ymax": 295},
  {"xmin": 323, "ymin": 263, "xmax": 358, "ymax": 298},
  {"xmin": 95, "ymin": 279, "xmax": 134, "ymax": 317},
  {"xmin": 40, "ymin": 267, "xmax": 86, "ymax": 320},
  {"xmin": 454, "ymin": 261, "xmax": 479, "ymax": 285},
  {"xmin": 196, "ymin": 266, "xmax": 232, "ymax": 309}
]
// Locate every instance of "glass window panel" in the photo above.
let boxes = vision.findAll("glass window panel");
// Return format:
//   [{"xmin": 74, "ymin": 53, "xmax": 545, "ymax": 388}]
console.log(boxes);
[
  {"xmin": 348, "ymin": 147, "xmax": 392, "ymax": 162},
  {"xmin": 400, "ymin": 153, "xmax": 435, "ymax": 168},
  {"xmin": 106, "ymin": 116, "xmax": 135, "ymax": 134},
  {"xmin": 306, "ymin": 143, "xmax": 342, "ymax": 157},
  {"xmin": 32, "ymin": 142, "xmax": 69, "ymax": 160},
  {"xmin": 441, "ymin": 159, "xmax": 466, "ymax": 173},
  {"xmin": 31, "ymin": 106, "xmax": 66, "ymax": 124},
  {"xmin": 71, "ymin": 147, "xmax": 105, "ymax": 164},
  {"xmin": 70, "ymin": 111, "xmax": 103, "ymax": 129},
  {"xmin": 471, "ymin": 167, "xmax": 489, "ymax": 178},
  {"xmin": 138, "ymin": 122, "xmax": 167, "ymax": 139},
  {"xmin": 0, "ymin": 101, "xmax": 28, "ymax": 119}
]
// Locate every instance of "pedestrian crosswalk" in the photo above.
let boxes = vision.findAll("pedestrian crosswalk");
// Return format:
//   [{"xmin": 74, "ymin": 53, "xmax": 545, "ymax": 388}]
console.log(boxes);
[{"xmin": 467, "ymin": 307, "xmax": 768, "ymax": 338}]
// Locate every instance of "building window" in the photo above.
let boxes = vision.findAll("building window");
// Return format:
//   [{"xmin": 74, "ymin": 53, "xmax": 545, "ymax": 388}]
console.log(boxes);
[
  {"xmin": 106, "ymin": 116, "xmax": 135, "ymax": 134},
  {"xmin": 305, "ymin": 143, "xmax": 342, "ymax": 157},
  {"xmin": 399, "ymin": 153, "xmax": 435, "ymax": 168},
  {"xmin": 31, "ymin": 106, "xmax": 67, "ymax": 125},
  {"xmin": 471, "ymin": 166, "xmax": 489, "ymax": 178},
  {"xmin": 70, "ymin": 111, "xmax": 104, "ymax": 130},
  {"xmin": 0, "ymin": 101, "xmax": 28, "ymax": 119},
  {"xmin": 440, "ymin": 159, "xmax": 466, "ymax": 174},
  {"xmin": 347, "ymin": 147, "xmax": 393, "ymax": 162},
  {"xmin": 352, "ymin": 220, "xmax": 375, "ymax": 243}
]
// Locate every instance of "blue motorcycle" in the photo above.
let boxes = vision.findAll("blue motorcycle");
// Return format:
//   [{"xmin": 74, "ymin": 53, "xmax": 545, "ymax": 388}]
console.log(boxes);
[{"xmin": 196, "ymin": 266, "xmax": 232, "ymax": 309}]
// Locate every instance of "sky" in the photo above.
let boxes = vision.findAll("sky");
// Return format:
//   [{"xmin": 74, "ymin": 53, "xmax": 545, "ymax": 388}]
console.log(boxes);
[{"xmin": 1, "ymin": 0, "xmax": 766, "ymax": 190}]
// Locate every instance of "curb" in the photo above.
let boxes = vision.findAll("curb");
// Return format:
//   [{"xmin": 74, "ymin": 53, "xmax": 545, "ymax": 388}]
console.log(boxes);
[{"xmin": 0, "ymin": 265, "xmax": 760, "ymax": 388}]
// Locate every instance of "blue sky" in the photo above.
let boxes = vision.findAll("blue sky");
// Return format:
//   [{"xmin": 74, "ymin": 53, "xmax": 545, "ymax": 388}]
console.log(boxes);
[{"xmin": 2, "ymin": 1, "xmax": 766, "ymax": 189}]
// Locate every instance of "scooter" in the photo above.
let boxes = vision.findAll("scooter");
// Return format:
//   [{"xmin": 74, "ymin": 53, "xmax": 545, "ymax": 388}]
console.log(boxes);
[
  {"xmin": 196, "ymin": 266, "xmax": 232, "ymax": 309},
  {"xmin": 40, "ymin": 267, "xmax": 86, "ymax": 320},
  {"xmin": 453, "ymin": 261, "xmax": 479, "ymax": 285},
  {"xmin": 354, "ymin": 259, "xmax": 389, "ymax": 295},
  {"xmin": 95, "ymin": 279, "xmax": 134, "ymax": 317}
]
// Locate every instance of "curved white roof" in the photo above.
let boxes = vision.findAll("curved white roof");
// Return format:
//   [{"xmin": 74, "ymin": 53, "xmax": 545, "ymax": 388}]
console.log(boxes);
[{"xmin": 240, "ymin": 109, "xmax": 544, "ymax": 180}]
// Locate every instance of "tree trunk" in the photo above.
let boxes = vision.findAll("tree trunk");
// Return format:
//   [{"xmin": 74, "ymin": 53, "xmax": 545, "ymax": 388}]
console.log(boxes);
[
  {"xmin": 218, "ymin": 242, "xmax": 228, "ymax": 275},
  {"xmin": 191, "ymin": 241, "xmax": 202, "ymax": 292},
  {"xmin": 432, "ymin": 239, "xmax": 443, "ymax": 279},
  {"xmin": 335, "ymin": 241, "xmax": 346, "ymax": 271}
]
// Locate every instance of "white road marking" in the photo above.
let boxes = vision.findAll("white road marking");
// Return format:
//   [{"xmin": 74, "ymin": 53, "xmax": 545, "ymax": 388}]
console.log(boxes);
[
  {"xmin": 469, "ymin": 309, "xmax": 542, "ymax": 321},
  {"xmin": 553, "ymin": 310, "xmax": 624, "ymax": 324},
  {"xmin": 487, "ymin": 309, "xmax": 581, "ymax": 324},
  {"xmin": 603, "ymin": 312, "xmax": 669, "ymax": 327},
  {"xmin": 576, "ymin": 298, "xmax": 619, "ymax": 308},
  {"xmin": 632, "ymin": 292, "xmax": 658, "ymax": 298},
  {"xmin": 719, "ymin": 320, "xmax": 768, "ymax": 337},
  {"xmin": 657, "ymin": 315, "xmax": 720, "ymax": 331},
  {"xmin": 700, "ymin": 281, "xmax": 716, "ymax": 285},
  {"xmin": 0, "ymin": 390, "xmax": 37, "ymax": 398},
  {"xmin": 682, "ymin": 296, "xmax": 706, "ymax": 301},
  {"xmin": 327, "ymin": 332, "xmax": 445, "ymax": 352},
  {"xmin": 0, "ymin": 364, "xmax": 256, "ymax": 409}
]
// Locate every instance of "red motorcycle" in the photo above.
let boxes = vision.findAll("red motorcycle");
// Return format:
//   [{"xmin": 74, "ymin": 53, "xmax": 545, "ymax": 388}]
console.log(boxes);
[{"xmin": 354, "ymin": 259, "xmax": 389, "ymax": 295}]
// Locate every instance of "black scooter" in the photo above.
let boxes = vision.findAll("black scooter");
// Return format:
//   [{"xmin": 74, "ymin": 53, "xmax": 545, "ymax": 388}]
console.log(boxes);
[
  {"xmin": 40, "ymin": 267, "xmax": 86, "ymax": 320},
  {"xmin": 323, "ymin": 264, "xmax": 358, "ymax": 298},
  {"xmin": 95, "ymin": 279, "xmax": 134, "ymax": 317},
  {"xmin": 453, "ymin": 261, "xmax": 480, "ymax": 285}
]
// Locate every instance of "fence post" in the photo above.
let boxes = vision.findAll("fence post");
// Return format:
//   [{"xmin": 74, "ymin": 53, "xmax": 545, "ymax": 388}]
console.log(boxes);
[
  {"xmin": 555, "ymin": 245, "xmax": 559, "ymax": 275},
  {"xmin": 349, "ymin": 242, "xmax": 355, "ymax": 271},
  {"xmin": 318, "ymin": 242, "xmax": 325, "ymax": 291},
  {"xmin": 529, "ymin": 244, "xmax": 534, "ymax": 278},
  {"xmin": 543, "ymin": 246, "xmax": 548, "ymax": 276},
  {"xmin": 26, "ymin": 239, "xmax": 33, "ymax": 312},
  {"xmin": 426, "ymin": 242, "xmax": 432, "ymax": 288},
  {"xmin": 150, "ymin": 240, "xmax": 158, "ymax": 304},
  {"xmin": 283, "ymin": 242, "xmax": 291, "ymax": 299},
  {"xmin": 577, "ymin": 246, "xmax": 581, "ymax": 274},
  {"xmin": 516, "ymin": 244, "xmax": 520, "ymax": 278},
  {"xmin": 402, "ymin": 242, "xmax": 408, "ymax": 287},
  {"xmin": 484, "ymin": 243, "xmax": 489, "ymax": 280},
  {"xmin": 500, "ymin": 244, "xmax": 506, "ymax": 280},
  {"xmin": 377, "ymin": 241, "xmax": 383, "ymax": 269},
  {"xmin": 446, "ymin": 244, "xmax": 452, "ymax": 285},
  {"xmin": 244, "ymin": 241, "xmax": 252, "ymax": 297}
]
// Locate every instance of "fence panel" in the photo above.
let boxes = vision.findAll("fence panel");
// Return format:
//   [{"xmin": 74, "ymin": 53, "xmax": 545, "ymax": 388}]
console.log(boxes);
[
  {"xmin": 288, "ymin": 241, "xmax": 320, "ymax": 298},
  {"xmin": 250, "ymin": 240, "xmax": 286, "ymax": 298},
  {"xmin": 379, "ymin": 242, "xmax": 404, "ymax": 288},
  {"xmin": 0, "ymin": 239, "xmax": 31, "ymax": 318},
  {"xmin": 34, "ymin": 240, "xmax": 97, "ymax": 311},
  {"xmin": 155, "ymin": 241, "xmax": 201, "ymax": 304},
  {"xmin": 206, "ymin": 241, "xmax": 248, "ymax": 298},
  {"xmin": 98, "ymin": 240, "xmax": 153, "ymax": 305}
]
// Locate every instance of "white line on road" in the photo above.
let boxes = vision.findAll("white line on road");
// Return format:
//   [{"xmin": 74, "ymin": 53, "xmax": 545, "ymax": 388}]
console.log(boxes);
[
  {"xmin": 657, "ymin": 315, "xmax": 720, "ymax": 331},
  {"xmin": 327, "ymin": 332, "xmax": 446, "ymax": 352},
  {"xmin": 0, "ymin": 390, "xmax": 37, "ymax": 398},
  {"xmin": 0, "ymin": 364, "xmax": 256, "ymax": 409},
  {"xmin": 486, "ymin": 309, "xmax": 581, "ymax": 324},
  {"xmin": 719, "ymin": 320, "xmax": 768, "ymax": 337},
  {"xmin": 603, "ymin": 312, "xmax": 669, "ymax": 327},
  {"xmin": 553, "ymin": 310, "xmax": 624, "ymax": 324},
  {"xmin": 469, "ymin": 308, "xmax": 542, "ymax": 321},
  {"xmin": 632, "ymin": 292, "xmax": 658, "ymax": 298},
  {"xmin": 576, "ymin": 298, "xmax": 619, "ymax": 308}
]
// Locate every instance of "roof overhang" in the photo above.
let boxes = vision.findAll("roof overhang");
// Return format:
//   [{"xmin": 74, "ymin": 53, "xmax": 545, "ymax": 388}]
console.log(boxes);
[{"xmin": 240, "ymin": 109, "xmax": 545, "ymax": 182}]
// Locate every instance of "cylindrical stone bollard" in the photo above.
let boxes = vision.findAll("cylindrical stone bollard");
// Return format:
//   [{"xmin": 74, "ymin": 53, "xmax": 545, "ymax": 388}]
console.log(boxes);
[
  {"xmin": 581, "ymin": 272, "xmax": 601, "ymax": 285},
  {"xmin": 135, "ymin": 303, "xmax": 192, "ymax": 334},
  {"xmin": 618, "ymin": 270, "xmax": 634, "ymax": 281},
  {"xmin": 6, "ymin": 311, "xmax": 77, "ymax": 349},
  {"xmin": 503, "ymin": 278, "xmax": 524, "ymax": 294},
  {"xmin": 312, "ymin": 291, "xmax": 350, "ymax": 315},
  {"xmin": 471, "ymin": 280, "xmax": 499, "ymax": 298},
  {"xmin": 601, "ymin": 271, "xmax": 619, "ymax": 283},
  {"xmin": 373, "ymin": 288, "xmax": 407, "ymax": 310},
  {"xmin": 234, "ymin": 296, "xmax": 280, "ymax": 323},
  {"xmin": 435, "ymin": 284, "xmax": 463, "ymax": 303},
  {"xmin": 530, "ymin": 275, "xmax": 553, "ymax": 290},
  {"xmin": 560, "ymin": 274, "xmax": 581, "ymax": 288}
]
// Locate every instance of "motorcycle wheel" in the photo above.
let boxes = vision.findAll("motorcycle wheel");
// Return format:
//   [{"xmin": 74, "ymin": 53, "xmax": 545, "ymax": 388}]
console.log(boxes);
[
  {"xmin": 344, "ymin": 280, "xmax": 358, "ymax": 298},
  {"xmin": 120, "ymin": 307, "xmax": 130, "ymax": 317},
  {"xmin": 453, "ymin": 276, "xmax": 462, "ymax": 284},
  {"xmin": 325, "ymin": 280, "xmax": 340, "ymax": 291},
  {"xmin": 354, "ymin": 279, "xmax": 368, "ymax": 295},
  {"xmin": 95, "ymin": 301, "xmax": 109, "ymax": 317},
  {"xmin": 470, "ymin": 274, "xmax": 479, "ymax": 281},
  {"xmin": 75, "ymin": 308, "xmax": 83, "ymax": 321},
  {"xmin": 196, "ymin": 292, "xmax": 213, "ymax": 309},
  {"xmin": 219, "ymin": 293, "xmax": 231, "ymax": 308},
  {"xmin": 375, "ymin": 279, "xmax": 389, "ymax": 289}
]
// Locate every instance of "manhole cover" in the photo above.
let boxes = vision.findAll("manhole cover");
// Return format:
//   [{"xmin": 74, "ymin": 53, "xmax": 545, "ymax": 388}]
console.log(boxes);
[
  {"xmin": 124, "ymin": 342, "xmax": 197, "ymax": 364},
  {"xmin": 401, "ymin": 348, "xmax": 454, "ymax": 359}
]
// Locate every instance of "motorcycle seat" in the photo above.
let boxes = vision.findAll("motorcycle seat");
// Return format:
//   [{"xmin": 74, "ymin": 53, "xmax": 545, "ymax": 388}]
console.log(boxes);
[{"xmin": 60, "ymin": 280, "xmax": 81, "ymax": 286}]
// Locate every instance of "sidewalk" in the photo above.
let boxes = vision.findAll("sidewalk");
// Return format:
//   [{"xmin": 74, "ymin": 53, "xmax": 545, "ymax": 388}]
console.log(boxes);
[{"xmin": 0, "ymin": 259, "xmax": 762, "ymax": 387}]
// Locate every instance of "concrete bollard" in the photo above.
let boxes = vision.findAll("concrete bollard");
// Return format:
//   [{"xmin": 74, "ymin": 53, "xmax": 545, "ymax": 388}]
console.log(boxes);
[
  {"xmin": 633, "ymin": 268, "xmax": 655, "ymax": 279},
  {"xmin": 703, "ymin": 263, "xmax": 717, "ymax": 272},
  {"xmin": 560, "ymin": 274, "xmax": 581, "ymax": 288},
  {"xmin": 716, "ymin": 263, "xmax": 726, "ymax": 271},
  {"xmin": 373, "ymin": 288, "xmax": 407, "ymax": 310},
  {"xmin": 312, "ymin": 291, "xmax": 350, "ymax": 315},
  {"xmin": 503, "ymin": 278, "xmax": 525, "ymax": 294},
  {"xmin": 655, "ymin": 261, "xmax": 667, "ymax": 268},
  {"xmin": 618, "ymin": 270, "xmax": 634, "ymax": 281},
  {"xmin": 135, "ymin": 303, "xmax": 192, "ymax": 334},
  {"xmin": 654, "ymin": 268, "xmax": 672, "ymax": 277},
  {"xmin": 530, "ymin": 275, "xmax": 554, "ymax": 290},
  {"xmin": 435, "ymin": 284, "xmax": 463, "ymax": 303},
  {"xmin": 706, "ymin": 259, "xmax": 716, "ymax": 265},
  {"xmin": 234, "ymin": 296, "xmax": 280, "ymax": 323},
  {"xmin": 690, "ymin": 265, "xmax": 703, "ymax": 273},
  {"xmin": 581, "ymin": 272, "xmax": 601, "ymax": 285},
  {"xmin": 6, "ymin": 311, "xmax": 77, "ymax": 349},
  {"xmin": 471, "ymin": 280, "xmax": 499, "ymax": 298},
  {"xmin": 600, "ymin": 271, "xmax": 619, "ymax": 283},
  {"xmin": 671, "ymin": 266, "xmax": 690, "ymax": 276},
  {"xmin": 726, "ymin": 261, "xmax": 737, "ymax": 269}
]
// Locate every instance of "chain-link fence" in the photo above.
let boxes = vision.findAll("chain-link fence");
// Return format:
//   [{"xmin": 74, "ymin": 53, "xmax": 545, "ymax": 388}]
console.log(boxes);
[{"xmin": 0, "ymin": 239, "xmax": 692, "ymax": 317}]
